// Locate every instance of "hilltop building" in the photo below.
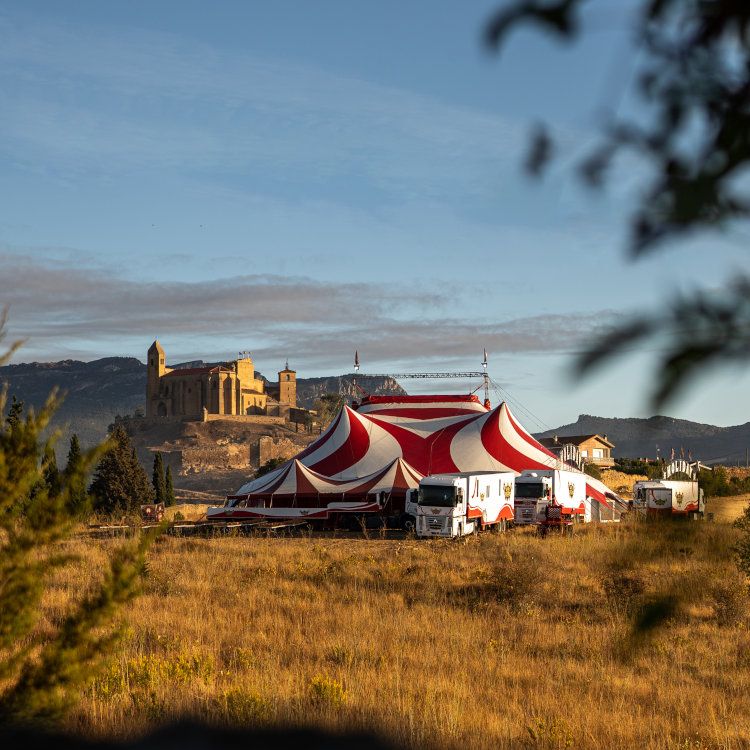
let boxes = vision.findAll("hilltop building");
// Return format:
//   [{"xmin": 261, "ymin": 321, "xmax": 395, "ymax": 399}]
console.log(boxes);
[
  {"xmin": 146, "ymin": 340, "xmax": 298, "ymax": 420},
  {"xmin": 538, "ymin": 434, "xmax": 615, "ymax": 468}
]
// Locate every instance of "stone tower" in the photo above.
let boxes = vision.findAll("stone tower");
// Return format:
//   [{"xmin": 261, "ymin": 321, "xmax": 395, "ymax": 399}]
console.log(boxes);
[
  {"xmin": 278, "ymin": 361, "xmax": 296, "ymax": 408},
  {"xmin": 146, "ymin": 340, "xmax": 167, "ymax": 417}
]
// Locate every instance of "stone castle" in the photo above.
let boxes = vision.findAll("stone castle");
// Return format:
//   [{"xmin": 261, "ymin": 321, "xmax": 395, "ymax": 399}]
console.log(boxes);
[{"xmin": 146, "ymin": 340, "xmax": 297, "ymax": 420}]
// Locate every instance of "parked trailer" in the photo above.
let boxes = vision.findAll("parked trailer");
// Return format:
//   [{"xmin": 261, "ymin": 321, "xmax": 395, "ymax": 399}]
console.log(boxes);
[
  {"xmin": 416, "ymin": 471, "xmax": 515, "ymax": 539},
  {"xmin": 206, "ymin": 491, "xmax": 417, "ymax": 530},
  {"xmin": 514, "ymin": 470, "xmax": 589, "ymax": 525},
  {"xmin": 632, "ymin": 480, "xmax": 704, "ymax": 517}
]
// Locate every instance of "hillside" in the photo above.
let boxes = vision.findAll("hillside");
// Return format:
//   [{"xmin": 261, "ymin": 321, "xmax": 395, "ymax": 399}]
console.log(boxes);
[
  {"xmin": 536, "ymin": 414, "xmax": 750, "ymax": 463},
  {"xmin": 0, "ymin": 357, "xmax": 405, "ymax": 448}
]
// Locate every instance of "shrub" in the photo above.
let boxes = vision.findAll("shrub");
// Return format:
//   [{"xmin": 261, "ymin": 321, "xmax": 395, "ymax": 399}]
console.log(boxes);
[
  {"xmin": 309, "ymin": 674, "xmax": 347, "ymax": 708},
  {"xmin": 601, "ymin": 570, "xmax": 646, "ymax": 616},
  {"xmin": 486, "ymin": 551, "xmax": 544, "ymax": 611},
  {"xmin": 218, "ymin": 688, "xmax": 271, "ymax": 725},
  {"xmin": 710, "ymin": 578, "xmax": 747, "ymax": 627}
]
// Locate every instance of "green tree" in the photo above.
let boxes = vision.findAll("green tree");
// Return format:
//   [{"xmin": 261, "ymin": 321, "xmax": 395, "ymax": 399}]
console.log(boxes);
[
  {"xmin": 255, "ymin": 456, "xmax": 285, "ymax": 478},
  {"xmin": 0, "ymin": 313, "xmax": 157, "ymax": 723},
  {"xmin": 41, "ymin": 448, "xmax": 61, "ymax": 497},
  {"xmin": 486, "ymin": 1, "xmax": 750, "ymax": 410},
  {"xmin": 164, "ymin": 464, "xmax": 176, "ymax": 506},
  {"xmin": 89, "ymin": 425, "xmax": 154, "ymax": 515},
  {"xmin": 64, "ymin": 434, "xmax": 90, "ymax": 518},
  {"xmin": 152, "ymin": 452, "xmax": 166, "ymax": 505},
  {"xmin": 583, "ymin": 462, "xmax": 602, "ymax": 480},
  {"xmin": 5, "ymin": 395, "xmax": 23, "ymax": 431},
  {"xmin": 312, "ymin": 393, "xmax": 346, "ymax": 429}
]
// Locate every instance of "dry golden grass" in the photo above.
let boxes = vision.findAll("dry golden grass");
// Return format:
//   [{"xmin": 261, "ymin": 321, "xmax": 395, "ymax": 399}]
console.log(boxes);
[
  {"xmin": 41, "ymin": 511, "xmax": 750, "ymax": 749},
  {"xmin": 708, "ymin": 494, "xmax": 750, "ymax": 524},
  {"xmin": 163, "ymin": 503, "xmax": 212, "ymax": 522}
]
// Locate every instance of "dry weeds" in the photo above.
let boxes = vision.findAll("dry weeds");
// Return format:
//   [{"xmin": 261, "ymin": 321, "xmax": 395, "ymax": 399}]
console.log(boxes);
[{"xmin": 39, "ymin": 511, "xmax": 750, "ymax": 749}]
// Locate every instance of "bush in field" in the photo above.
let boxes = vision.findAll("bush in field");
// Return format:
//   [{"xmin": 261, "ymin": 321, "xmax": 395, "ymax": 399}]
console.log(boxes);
[
  {"xmin": 601, "ymin": 570, "xmax": 646, "ymax": 617},
  {"xmin": 488, "ymin": 550, "xmax": 544, "ymax": 611},
  {"xmin": 710, "ymin": 578, "xmax": 747, "ymax": 627},
  {"xmin": 309, "ymin": 674, "xmax": 347, "ymax": 708},
  {"xmin": 218, "ymin": 689, "xmax": 272, "ymax": 725}
]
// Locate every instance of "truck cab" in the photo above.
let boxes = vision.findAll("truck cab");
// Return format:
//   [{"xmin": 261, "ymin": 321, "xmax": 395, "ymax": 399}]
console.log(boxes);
[
  {"xmin": 416, "ymin": 475, "xmax": 468, "ymax": 538},
  {"xmin": 513, "ymin": 474, "xmax": 552, "ymax": 525},
  {"xmin": 415, "ymin": 472, "xmax": 514, "ymax": 538}
]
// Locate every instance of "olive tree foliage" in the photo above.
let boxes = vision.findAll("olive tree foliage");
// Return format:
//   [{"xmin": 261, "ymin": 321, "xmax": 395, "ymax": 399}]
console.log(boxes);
[
  {"xmin": 0, "ymin": 313, "xmax": 157, "ymax": 724},
  {"xmin": 485, "ymin": 0, "xmax": 750, "ymax": 409},
  {"xmin": 312, "ymin": 393, "xmax": 347, "ymax": 429}
]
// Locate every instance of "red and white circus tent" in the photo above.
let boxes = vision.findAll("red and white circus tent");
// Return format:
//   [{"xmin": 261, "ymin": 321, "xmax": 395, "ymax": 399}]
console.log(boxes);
[
  {"xmin": 228, "ymin": 395, "xmax": 622, "ymax": 510},
  {"xmin": 230, "ymin": 456, "xmax": 423, "ymax": 500}
]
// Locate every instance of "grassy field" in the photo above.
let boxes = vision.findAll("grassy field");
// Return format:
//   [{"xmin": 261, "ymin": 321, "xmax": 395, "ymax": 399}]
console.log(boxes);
[{"xmin": 44, "ymin": 496, "xmax": 750, "ymax": 749}]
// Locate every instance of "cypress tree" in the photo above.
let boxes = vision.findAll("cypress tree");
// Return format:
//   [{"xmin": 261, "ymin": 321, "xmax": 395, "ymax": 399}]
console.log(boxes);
[
  {"xmin": 164, "ymin": 465, "xmax": 176, "ymax": 506},
  {"xmin": 42, "ymin": 448, "xmax": 61, "ymax": 497},
  {"xmin": 5, "ymin": 395, "xmax": 23, "ymax": 430},
  {"xmin": 152, "ymin": 452, "xmax": 166, "ymax": 505},
  {"xmin": 89, "ymin": 425, "xmax": 154, "ymax": 515},
  {"xmin": 65, "ymin": 434, "xmax": 89, "ymax": 517}
]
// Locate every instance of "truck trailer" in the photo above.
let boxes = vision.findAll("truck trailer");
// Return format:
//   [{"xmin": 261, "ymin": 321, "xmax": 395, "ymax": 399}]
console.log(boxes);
[
  {"xmin": 513, "ymin": 469, "xmax": 589, "ymax": 525},
  {"xmin": 415, "ymin": 471, "xmax": 515, "ymax": 538},
  {"xmin": 632, "ymin": 480, "xmax": 704, "ymax": 517}
]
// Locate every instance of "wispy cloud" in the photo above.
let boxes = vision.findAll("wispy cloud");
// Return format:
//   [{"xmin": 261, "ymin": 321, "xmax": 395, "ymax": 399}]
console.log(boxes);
[
  {"xmin": 1, "ymin": 250, "xmax": 613, "ymax": 368},
  {"xmin": 0, "ymin": 13, "xmax": 526, "ymax": 199}
]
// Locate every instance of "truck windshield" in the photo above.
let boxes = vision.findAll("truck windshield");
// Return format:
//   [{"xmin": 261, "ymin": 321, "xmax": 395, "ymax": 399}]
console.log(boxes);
[
  {"xmin": 419, "ymin": 485, "xmax": 456, "ymax": 507},
  {"xmin": 515, "ymin": 482, "xmax": 544, "ymax": 499}
]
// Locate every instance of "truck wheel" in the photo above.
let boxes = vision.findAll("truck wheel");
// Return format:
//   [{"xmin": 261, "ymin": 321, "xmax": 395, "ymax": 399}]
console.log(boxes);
[{"xmin": 402, "ymin": 515, "xmax": 416, "ymax": 533}]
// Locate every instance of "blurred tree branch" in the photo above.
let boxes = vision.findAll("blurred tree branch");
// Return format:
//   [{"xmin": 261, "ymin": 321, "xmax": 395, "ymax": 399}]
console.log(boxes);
[
  {"xmin": 0, "ymin": 313, "xmax": 160, "ymax": 725},
  {"xmin": 485, "ymin": 0, "xmax": 750, "ymax": 409}
]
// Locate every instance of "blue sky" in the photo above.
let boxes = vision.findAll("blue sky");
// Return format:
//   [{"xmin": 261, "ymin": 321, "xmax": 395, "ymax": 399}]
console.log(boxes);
[{"xmin": 1, "ymin": 0, "xmax": 748, "ymax": 428}]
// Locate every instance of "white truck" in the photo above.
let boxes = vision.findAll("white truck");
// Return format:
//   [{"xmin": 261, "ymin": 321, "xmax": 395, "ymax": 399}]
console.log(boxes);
[
  {"xmin": 632, "ymin": 480, "xmax": 704, "ymax": 517},
  {"xmin": 415, "ymin": 471, "xmax": 515, "ymax": 538},
  {"xmin": 513, "ymin": 469, "xmax": 589, "ymax": 524}
]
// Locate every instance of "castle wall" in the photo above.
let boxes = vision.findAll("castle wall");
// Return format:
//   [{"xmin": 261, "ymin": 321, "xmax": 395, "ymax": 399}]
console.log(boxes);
[
  {"xmin": 258, "ymin": 436, "xmax": 304, "ymax": 466},
  {"xmin": 202, "ymin": 414, "xmax": 286, "ymax": 425}
]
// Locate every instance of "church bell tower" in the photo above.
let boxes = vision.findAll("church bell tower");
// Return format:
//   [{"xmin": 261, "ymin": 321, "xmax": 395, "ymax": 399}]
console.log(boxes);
[
  {"xmin": 146, "ymin": 340, "xmax": 167, "ymax": 417},
  {"xmin": 278, "ymin": 360, "xmax": 297, "ymax": 408}
]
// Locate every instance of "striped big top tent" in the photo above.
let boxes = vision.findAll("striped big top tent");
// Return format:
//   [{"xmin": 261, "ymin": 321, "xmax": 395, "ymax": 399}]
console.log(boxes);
[{"xmin": 230, "ymin": 395, "xmax": 620, "ymax": 508}]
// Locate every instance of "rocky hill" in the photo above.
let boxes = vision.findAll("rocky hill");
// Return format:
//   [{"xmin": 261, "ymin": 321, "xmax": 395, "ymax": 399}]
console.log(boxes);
[
  {"xmin": 536, "ymin": 414, "xmax": 750, "ymax": 464},
  {"xmin": 0, "ymin": 357, "xmax": 404, "ymax": 448}
]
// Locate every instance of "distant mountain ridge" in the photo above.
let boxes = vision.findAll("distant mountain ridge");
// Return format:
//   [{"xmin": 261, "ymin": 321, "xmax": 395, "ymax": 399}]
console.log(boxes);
[
  {"xmin": 0, "ymin": 357, "xmax": 405, "ymax": 448},
  {"xmin": 2, "ymin": 357, "xmax": 745, "ymax": 463},
  {"xmin": 535, "ymin": 414, "xmax": 750, "ymax": 464}
]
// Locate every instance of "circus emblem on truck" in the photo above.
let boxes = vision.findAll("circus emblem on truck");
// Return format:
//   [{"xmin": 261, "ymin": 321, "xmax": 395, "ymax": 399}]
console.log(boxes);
[{"xmin": 503, "ymin": 482, "xmax": 512, "ymax": 500}]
